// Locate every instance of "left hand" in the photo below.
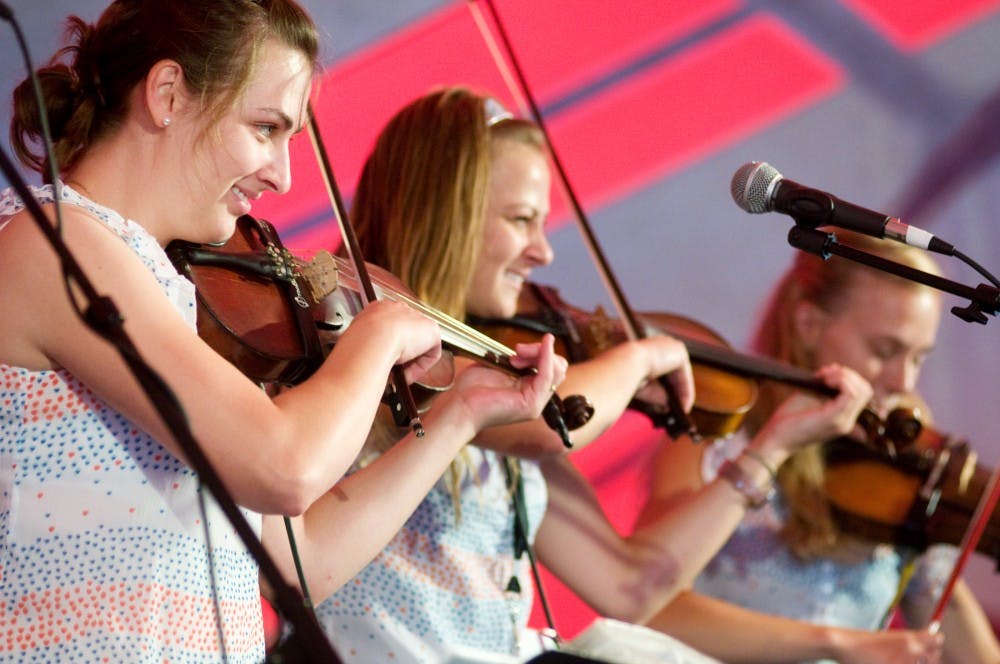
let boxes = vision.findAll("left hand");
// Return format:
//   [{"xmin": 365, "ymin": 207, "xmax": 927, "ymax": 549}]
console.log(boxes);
[
  {"xmin": 449, "ymin": 333, "xmax": 568, "ymax": 432},
  {"xmin": 753, "ymin": 364, "xmax": 873, "ymax": 462}
]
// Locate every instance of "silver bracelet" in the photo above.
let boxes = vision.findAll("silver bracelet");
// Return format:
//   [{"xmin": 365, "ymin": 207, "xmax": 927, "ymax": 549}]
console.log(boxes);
[
  {"xmin": 742, "ymin": 449, "xmax": 778, "ymax": 482},
  {"xmin": 718, "ymin": 458, "xmax": 774, "ymax": 510}
]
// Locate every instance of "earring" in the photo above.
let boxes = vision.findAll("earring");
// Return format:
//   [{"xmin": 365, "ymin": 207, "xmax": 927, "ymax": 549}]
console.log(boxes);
[{"xmin": 162, "ymin": 117, "xmax": 171, "ymax": 127}]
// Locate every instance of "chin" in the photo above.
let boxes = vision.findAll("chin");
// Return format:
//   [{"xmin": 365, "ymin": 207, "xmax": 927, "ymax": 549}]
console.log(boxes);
[
  {"xmin": 211, "ymin": 211, "xmax": 241, "ymax": 241},
  {"xmin": 493, "ymin": 294, "xmax": 519, "ymax": 319},
  {"xmin": 475, "ymin": 299, "xmax": 517, "ymax": 320}
]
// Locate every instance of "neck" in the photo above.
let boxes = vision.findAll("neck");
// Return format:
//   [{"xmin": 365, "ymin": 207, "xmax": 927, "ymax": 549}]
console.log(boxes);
[{"xmin": 65, "ymin": 128, "xmax": 173, "ymax": 245}]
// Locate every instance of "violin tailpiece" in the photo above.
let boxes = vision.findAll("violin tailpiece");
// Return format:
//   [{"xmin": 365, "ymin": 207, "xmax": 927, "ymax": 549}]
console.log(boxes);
[{"xmin": 298, "ymin": 250, "xmax": 339, "ymax": 303}]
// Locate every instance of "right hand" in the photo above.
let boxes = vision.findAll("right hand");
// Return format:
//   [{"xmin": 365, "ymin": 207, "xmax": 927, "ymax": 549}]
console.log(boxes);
[
  {"xmin": 349, "ymin": 299, "xmax": 443, "ymax": 383},
  {"xmin": 631, "ymin": 335, "xmax": 696, "ymax": 413},
  {"xmin": 829, "ymin": 626, "xmax": 943, "ymax": 664}
]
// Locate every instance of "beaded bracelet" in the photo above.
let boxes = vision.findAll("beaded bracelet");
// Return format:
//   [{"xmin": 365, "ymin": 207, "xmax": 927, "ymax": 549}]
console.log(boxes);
[{"xmin": 718, "ymin": 457, "xmax": 775, "ymax": 510}]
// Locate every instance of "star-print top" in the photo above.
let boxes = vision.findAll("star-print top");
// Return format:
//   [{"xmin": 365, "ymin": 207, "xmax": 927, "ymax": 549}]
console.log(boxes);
[
  {"xmin": 694, "ymin": 434, "xmax": 955, "ymax": 663},
  {"xmin": 316, "ymin": 447, "xmax": 549, "ymax": 663},
  {"xmin": 0, "ymin": 184, "xmax": 264, "ymax": 663}
]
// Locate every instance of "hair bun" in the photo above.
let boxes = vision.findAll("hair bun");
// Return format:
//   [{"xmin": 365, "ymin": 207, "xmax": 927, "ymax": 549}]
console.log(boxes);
[{"xmin": 68, "ymin": 20, "xmax": 107, "ymax": 108}]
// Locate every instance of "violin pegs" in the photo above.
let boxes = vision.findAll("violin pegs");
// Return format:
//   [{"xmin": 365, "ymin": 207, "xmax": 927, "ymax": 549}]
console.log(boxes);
[{"xmin": 560, "ymin": 394, "xmax": 595, "ymax": 431}]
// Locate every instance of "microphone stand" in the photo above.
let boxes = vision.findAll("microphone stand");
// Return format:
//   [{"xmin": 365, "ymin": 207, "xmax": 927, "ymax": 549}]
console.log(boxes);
[
  {"xmin": 0, "ymin": 146, "xmax": 342, "ymax": 663},
  {"xmin": 787, "ymin": 225, "xmax": 1000, "ymax": 325}
]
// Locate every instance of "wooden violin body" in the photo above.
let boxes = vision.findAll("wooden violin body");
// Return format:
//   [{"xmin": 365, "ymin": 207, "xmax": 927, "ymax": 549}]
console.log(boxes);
[
  {"xmin": 167, "ymin": 215, "xmax": 491, "ymax": 389},
  {"xmin": 824, "ymin": 428, "xmax": 1000, "ymax": 561},
  {"xmin": 167, "ymin": 214, "xmax": 333, "ymax": 385},
  {"xmin": 471, "ymin": 282, "xmax": 845, "ymax": 439}
]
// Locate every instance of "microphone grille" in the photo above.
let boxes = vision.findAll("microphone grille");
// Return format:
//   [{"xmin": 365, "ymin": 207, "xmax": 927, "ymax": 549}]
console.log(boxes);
[{"xmin": 731, "ymin": 161, "xmax": 781, "ymax": 213}]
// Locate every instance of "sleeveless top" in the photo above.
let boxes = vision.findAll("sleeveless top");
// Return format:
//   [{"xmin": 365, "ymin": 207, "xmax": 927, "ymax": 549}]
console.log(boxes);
[
  {"xmin": 694, "ymin": 436, "xmax": 954, "ymax": 652},
  {"xmin": 315, "ymin": 447, "xmax": 548, "ymax": 663},
  {"xmin": 0, "ymin": 184, "xmax": 264, "ymax": 663}
]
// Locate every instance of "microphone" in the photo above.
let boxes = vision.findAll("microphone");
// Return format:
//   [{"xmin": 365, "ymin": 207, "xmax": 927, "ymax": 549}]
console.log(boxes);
[{"xmin": 730, "ymin": 161, "xmax": 955, "ymax": 255}]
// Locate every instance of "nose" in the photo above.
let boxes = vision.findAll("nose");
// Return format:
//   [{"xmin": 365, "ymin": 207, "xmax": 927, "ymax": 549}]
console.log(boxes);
[
  {"xmin": 877, "ymin": 356, "xmax": 920, "ymax": 405},
  {"xmin": 260, "ymin": 143, "xmax": 293, "ymax": 195},
  {"xmin": 525, "ymin": 223, "xmax": 554, "ymax": 267}
]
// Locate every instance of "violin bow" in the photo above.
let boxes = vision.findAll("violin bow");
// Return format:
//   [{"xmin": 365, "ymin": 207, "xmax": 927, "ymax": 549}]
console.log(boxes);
[
  {"xmin": 926, "ymin": 460, "xmax": 1000, "ymax": 631},
  {"xmin": 466, "ymin": 0, "xmax": 697, "ymax": 440},
  {"xmin": 306, "ymin": 103, "xmax": 426, "ymax": 437}
]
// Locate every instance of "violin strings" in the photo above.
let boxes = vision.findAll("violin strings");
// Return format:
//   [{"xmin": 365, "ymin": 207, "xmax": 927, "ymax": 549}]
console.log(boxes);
[
  {"xmin": 382, "ymin": 287, "xmax": 516, "ymax": 356},
  {"xmin": 310, "ymin": 255, "xmax": 516, "ymax": 358}
]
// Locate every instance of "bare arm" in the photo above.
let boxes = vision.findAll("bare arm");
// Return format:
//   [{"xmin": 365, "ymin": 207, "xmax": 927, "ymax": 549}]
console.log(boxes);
[
  {"xmin": 534, "ymin": 447, "xmax": 753, "ymax": 623},
  {"xmin": 646, "ymin": 590, "xmax": 943, "ymax": 664},
  {"xmin": 473, "ymin": 335, "xmax": 693, "ymax": 457},
  {"xmin": 533, "ymin": 366, "xmax": 872, "ymax": 624},
  {"xmin": 264, "ymin": 340, "xmax": 568, "ymax": 602},
  {"xmin": 0, "ymin": 208, "xmax": 442, "ymax": 514}
]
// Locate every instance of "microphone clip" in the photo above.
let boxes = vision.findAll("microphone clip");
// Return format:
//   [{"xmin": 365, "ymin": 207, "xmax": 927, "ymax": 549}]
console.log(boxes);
[
  {"xmin": 788, "ymin": 226, "xmax": 1000, "ymax": 326},
  {"xmin": 787, "ymin": 225, "xmax": 835, "ymax": 260},
  {"xmin": 951, "ymin": 285, "xmax": 1000, "ymax": 325},
  {"xmin": 775, "ymin": 186, "xmax": 835, "ymax": 228}
]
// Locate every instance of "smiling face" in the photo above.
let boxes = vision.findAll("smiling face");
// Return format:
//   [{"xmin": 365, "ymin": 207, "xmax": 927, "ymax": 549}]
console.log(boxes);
[
  {"xmin": 465, "ymin": 138, "xmax": 554, "ymax": 319},
  {"xmin": 182, "ymin": 39, "xmax": 311, "ymax": 244},
  {"xmin": 795, "ymin": 269, "xmax": 941, "ymax": 416}
]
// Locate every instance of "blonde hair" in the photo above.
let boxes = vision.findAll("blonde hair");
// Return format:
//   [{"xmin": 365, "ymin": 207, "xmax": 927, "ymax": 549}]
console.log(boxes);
[
  {"xmin": 352, "ymin": 87, "xmax": 545, "ymax": 511},
  {"xmin": 747, "ymin": 229, "xmax": 941, "ymax": 558}
]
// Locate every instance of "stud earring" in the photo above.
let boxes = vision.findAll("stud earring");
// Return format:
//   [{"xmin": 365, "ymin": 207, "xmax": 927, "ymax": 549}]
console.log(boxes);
[{"xmin": 162, "ymin": 117, "xmax": 171, "ymax": 127}]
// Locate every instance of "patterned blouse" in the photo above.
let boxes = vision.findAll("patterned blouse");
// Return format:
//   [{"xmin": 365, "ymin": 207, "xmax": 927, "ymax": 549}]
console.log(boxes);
[
  {"xmin": 316, "ymin": 447, "xmax": 549, "ymax": 663},
  {"xmin": 694, "ymin": 435, "xmax": 955, "ymax": 660},
  {"xmin": 0, "ymin": 184, "xmax": 264, "ymax": 662}
]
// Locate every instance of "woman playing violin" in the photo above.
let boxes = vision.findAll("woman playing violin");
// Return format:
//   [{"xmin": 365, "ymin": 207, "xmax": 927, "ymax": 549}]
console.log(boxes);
[
  {"xmin": 641, "ymin": 230, "xmax": 998, "ymax": 663},
  {"xmin": 305, "ymin": 86, "xmax": 880, "ymax": 662},
  {"xmin": 0, "ymin": 3, "xmax": 565, "ymax": 661}
]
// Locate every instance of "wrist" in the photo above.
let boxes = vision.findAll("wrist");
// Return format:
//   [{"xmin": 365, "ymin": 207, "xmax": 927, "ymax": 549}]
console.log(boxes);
[
  {"xmin": 620, "ymin": 339, "xmax": 656, "ymax": 386},
  {"xmin": 717, "ymin": 455, "xmax": 775, "ymax": 509},
  {"xmin": 742, "ymin": 448, "xmax": 779, "ymax": 482},
  {"xmin": 746, "ymin": 426, "xmax": 795, "ymax": 469},
  {"xmin": 814, "ymin": 624, "xmax": 849, "ymax": 660},
  {"xmin": 419, "ymin": 391, "xmax": 480, "ymax": 447}
]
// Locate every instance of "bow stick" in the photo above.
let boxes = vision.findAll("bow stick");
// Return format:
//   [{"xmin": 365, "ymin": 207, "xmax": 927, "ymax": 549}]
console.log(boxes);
[
  {"xmin": 466, "ymin": 0, "xmax": 697, "ymax": 440},
  {"xmin": 926, "ymin": 461, "xmax": 1000, "ymax": 631},
  {"xmin": 306, "ymin": 104, "xmax": 425, "ymax": 436}
]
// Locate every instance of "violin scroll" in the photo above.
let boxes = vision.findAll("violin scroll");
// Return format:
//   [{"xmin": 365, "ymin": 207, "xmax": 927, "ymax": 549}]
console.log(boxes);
[
  {"xmin": 546, "ymin": 393, "xmax": 595, "ymax": 434},
  {"xmin": 856, "ymin": 407, "xmax": 925, "ymax": 460}
]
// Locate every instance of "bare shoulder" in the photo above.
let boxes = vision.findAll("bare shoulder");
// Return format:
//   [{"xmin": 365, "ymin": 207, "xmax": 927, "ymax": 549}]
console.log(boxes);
[{"xmin": 0, "ymin": 203, "xmax": 180, "ymax": 370}]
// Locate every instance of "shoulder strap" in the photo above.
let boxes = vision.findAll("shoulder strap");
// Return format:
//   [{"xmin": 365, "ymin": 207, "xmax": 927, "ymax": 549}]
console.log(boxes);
[{"xmin": 503, "ymin": 455, "xmax": 562, "ymax": 645}]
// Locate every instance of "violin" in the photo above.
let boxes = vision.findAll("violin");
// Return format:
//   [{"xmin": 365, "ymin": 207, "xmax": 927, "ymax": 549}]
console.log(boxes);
[
  {"xmin": 823, "ymin": 420, "xmax": 1000, "ymax": 562},
  {"xmin": 166, "ymin": 215, "xmax": 594, "ymax": 440},
  {"xmin": 471, "ymin": 282, "xmax": 841, "ymax": 440}
]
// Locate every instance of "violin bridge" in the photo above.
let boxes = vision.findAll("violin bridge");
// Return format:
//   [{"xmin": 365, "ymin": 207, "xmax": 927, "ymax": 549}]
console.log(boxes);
[
  {"xmin": 299, "ymin": 250, "xmax": 339, "ymax": 303},
  {"xmin": 585, "ymin": 305, "xmax": 617, "ymax": 353}
]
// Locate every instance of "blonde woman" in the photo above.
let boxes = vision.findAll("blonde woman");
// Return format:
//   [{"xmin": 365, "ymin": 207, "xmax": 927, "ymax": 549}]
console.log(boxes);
[
  {"xmin": 642, "ymin": 231, "xmax": 997, "ymax": 663},
  {"xmin": 310, "ymin": 87, "xmax": 878, "ymax": 662}
]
